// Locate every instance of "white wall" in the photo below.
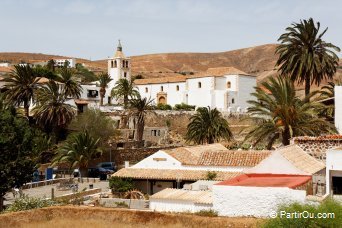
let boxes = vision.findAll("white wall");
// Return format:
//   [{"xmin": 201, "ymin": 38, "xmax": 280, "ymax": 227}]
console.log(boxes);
[
  {"xmin": 136, "ymin": 82, "xmax": 186, "ymax": 106},
  {"xmin": 132, "ymin": 151, "xmax": 182, "ymax": 169},
  {"xmin": 335, "ymin": 86, "xmax": 342, "ymax": 134},
  {"xmin": 236, "ymin": 75, "xmax": 256, "ymax": 111},
  {"xmin": 150, "ymin": 199, "xmax": 212, "ymax": 213},
  {"xmin": 213, "ymin": 185, "xmax": 307, "ymax": 217},
  {"xmin": 326, "ymin": 148, "xmax": 342, "ymax": 193}
]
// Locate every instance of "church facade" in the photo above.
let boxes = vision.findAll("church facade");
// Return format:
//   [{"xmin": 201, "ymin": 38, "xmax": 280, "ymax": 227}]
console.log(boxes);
[{"xmin": 77, "ymin": 41, "xmax": 256, "ymax": 113}]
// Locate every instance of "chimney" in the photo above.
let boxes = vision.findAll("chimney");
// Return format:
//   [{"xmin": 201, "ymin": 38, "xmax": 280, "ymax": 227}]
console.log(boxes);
[{"xmin": 124, "ymin": 161, "xmax": 130, "ymax": 168}]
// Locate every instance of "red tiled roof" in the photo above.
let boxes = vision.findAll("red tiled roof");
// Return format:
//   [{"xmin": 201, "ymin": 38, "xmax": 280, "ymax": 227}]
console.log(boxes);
[
  {"xmin": 216, "ymin": 174, "xmax": 311, "ymax": 189},
  {"xmin": 294, "ymin": 135, "xmax": 342, "ymax": 141},
  {"xmin": 164, "ymin": 144, "xmax": 271, "ymax": 167}
]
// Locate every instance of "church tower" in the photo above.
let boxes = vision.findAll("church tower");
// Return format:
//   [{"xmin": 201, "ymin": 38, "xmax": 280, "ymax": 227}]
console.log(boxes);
[{"xmin": 108, "ymin": 40, "xmax": 131, "ymax": 88}]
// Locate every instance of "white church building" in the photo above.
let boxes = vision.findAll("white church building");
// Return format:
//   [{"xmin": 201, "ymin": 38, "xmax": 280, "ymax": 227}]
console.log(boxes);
[{"xmin": 76, "ymin": 41, "xmax": 256, "ymax": 112}]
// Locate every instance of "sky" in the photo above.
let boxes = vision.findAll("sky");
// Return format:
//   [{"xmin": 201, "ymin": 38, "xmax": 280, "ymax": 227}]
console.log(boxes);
[{"xmin": 0, "ymin": 0, "xmax": 341, "ymax": 60}]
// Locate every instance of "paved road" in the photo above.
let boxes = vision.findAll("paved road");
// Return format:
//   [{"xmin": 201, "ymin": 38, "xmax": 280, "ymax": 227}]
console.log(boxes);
[{"xmin": 4, "ymin": 179, "xmax": 110, "ymax": 205}]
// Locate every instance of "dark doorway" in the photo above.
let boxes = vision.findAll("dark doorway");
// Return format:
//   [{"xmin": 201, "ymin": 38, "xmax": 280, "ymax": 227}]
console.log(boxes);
[{"xmin": 332, "ymin": 176, "xmax": 342, "ymax": 194}]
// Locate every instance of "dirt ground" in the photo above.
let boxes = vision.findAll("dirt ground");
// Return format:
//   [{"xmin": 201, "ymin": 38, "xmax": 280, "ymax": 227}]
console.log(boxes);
[{"xmin": 0, "ymin": 206, "xmax": 265, "ymax": 228}]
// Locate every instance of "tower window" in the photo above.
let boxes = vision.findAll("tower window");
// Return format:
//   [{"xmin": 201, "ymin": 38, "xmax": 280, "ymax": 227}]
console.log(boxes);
[
  {"xmin": 126, "ymin": 61, "xmax": 129, "ymax": 68},
  {"xmin": 124, "ymin": 72, "xmax": 127, "ymax": 78},
  {"xmin": 232, "ymin": 98, "xmax": 235, "ymax": 104},
  {"xmin": 161, "ymin": 86, "xmax": 164, "ymax": 92},
  {"xmin": 114, "ymin": 60, "xmax": 117, "ymax": 68},
  {"xmin": 227, "ymin": 81, "xmax": 231, "ymax": 88},
  {"xmin": 176, "ymin": 85, "xmax": 179, "ymax": 91},
  {"xmin": 111, "ymin": 61, "xmax": 114, "ymax": 68},
  {"xmin": 145, "ymin": 87, "xmax": 148, "ymax": 93},
  {"xmin": 198, "ymin": 82, "xmax": 202, "ymax": 88}
]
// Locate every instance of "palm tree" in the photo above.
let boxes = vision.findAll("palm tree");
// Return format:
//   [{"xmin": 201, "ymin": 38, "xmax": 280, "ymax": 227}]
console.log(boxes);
[
  {"xmin": 128, "ymin": 97, "xmax": 153, "ymax": 141},
  {"xmin": 46, "ymin": 59, "xmax": 56, "ymax": 72},
  {"xmin": 52, "ymin": 131, "xmax": 102, "ymax": 177},
  {"xmin": 245, "ymin": 76, "xmax": 335, "ymax": 149},
  {"xmin": 186, "ymin": 106, "xmax": 232, "ymax": 144},
  {"xmin": 276, "ymin": 18, "xmax": 340, "ymax": 97},
  {"xmin": 3, "ymin": 65, "xmax": 40, "ymax": 117},
  {"xmin": 98, "ymin": 72, "xmax": 112, "ymax": 106},
  {"xmin": 55, "ymin": 67, "xmax": 82, "ymax": 98},
  {"xmin": 111, "ymin": 78, "xmax": 139, "ymax": 109},
  {"xmin": 33, "ymin": 80, "xmax": 75, "ymax": 139}
]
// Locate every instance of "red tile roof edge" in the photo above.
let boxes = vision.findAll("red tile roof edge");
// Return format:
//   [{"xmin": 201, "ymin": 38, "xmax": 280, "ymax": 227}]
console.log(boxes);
[{"xmin": 215, "ymin": 173, "xmax": 312, "ymax": 189}]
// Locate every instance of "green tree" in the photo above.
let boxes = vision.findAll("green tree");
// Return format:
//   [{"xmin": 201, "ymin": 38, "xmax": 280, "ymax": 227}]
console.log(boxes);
[
  {"xmin": 33, "ymin": 80, "xmax": 75, "ymax": 140},
  {"xmin": 55, "ymin": 67, "xmax": 82, "ymax": 98},
  {"xmin": 69, "ymin": 109, "xmax": 120, "ymax": 147},
  {"xmin": 75, "ymin": 63, "xmax": 97, "ymax": 82},
  {"xmin": 0, "ymin": 98, "xmax": 39, "ymax": 210},
  {"xmin": 276, "ymin": 18, "xmax": 340, "ymax": 97},
  {"xmin": 111, "ymin": 78, "xmax": 139, "ymax": 109},
  {"xmin": 3, "ymin": 65, "xmax": 40, "ymax": 117},
  {"xmin": 186, "ymin": 107, "xmax": 232, "ymax": 144},
  {"xmin": 245, "ymin": 77, "xmax": 335, "ymax": 149},
  {"xmin": 46, "ymin": 59, "xmax": 56, "ymax": 72},
  {"xmin": 317, "ymin": 78, "xmax": 342, "ymax": 121},
  {"xmin": 52, "ymin": 131, "xmax": 102, "ymax": 177},
  {"xmin": 97, "ymin": 72, "xmax": 112, "ymax": 106},
  {"xmin": 128, "ymin": 97, "xmax": 153, "ymax": 141}
]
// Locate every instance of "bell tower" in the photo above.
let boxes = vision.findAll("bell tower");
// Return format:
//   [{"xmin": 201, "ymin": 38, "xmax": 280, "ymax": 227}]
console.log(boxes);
[{"xmin": 108, "ymin": 40, "xmax": 131, "ymax": 88}]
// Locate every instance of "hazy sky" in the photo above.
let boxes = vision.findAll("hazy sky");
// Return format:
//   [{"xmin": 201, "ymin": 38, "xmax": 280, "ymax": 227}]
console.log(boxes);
[{"xmin": 0, "ymin": 0, "xmax": 341, "ymax": 60}]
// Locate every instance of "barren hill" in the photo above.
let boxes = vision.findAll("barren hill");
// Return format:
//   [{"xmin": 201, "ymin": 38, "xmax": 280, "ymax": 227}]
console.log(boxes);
[{"xmin": 1, "ymin": 44, "xmax": 341, "ymax": 89}]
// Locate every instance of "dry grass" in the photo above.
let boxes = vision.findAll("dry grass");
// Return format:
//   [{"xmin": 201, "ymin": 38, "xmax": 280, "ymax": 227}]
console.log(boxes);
[{"xmin": 0, "ymin": 206, "xmax": 264, "ymax": 228}]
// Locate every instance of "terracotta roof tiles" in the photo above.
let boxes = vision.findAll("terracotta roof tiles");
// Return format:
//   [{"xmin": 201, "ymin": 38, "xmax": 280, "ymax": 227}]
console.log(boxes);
[{"xmin": 150, "ymin": 188, "xmax": 212, "ymax": 204}]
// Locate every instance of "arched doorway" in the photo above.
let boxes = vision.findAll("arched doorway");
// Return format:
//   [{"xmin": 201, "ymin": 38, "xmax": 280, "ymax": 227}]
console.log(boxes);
[{"xmin": 158, "ymin": 96, "xmax": 166, "ymax": 104}]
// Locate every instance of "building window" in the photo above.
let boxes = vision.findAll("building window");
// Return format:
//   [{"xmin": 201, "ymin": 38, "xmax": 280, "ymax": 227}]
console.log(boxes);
[
  {"xmin": 161, "ymin": 86, "xmax": 163, "ymax": 91},
  {"xmin": 87, "ymin": 90, "xmax": 98, "ymax": 98},
  {"xmin": 111, "ymin": 61, "xmax": 114, "ymax": 68},
  {"xmin": 198, "ymin": 82, "xmax": 202, "ymax": 88},
  {"xmin": 124, "ymin": 72, "xmax": 127, "ymax": 78},
  {"xmin": 176, "ymin": 85, "xmax": 179, "ymax": 91},
  {"xmin": 232, "ymin": 98, "xmax": 235, "ymax": 104},
  {"xmin": 114, "ymin": 60, "xmax": 117, "ymax": 68},
  {"xmin": 145, "ymin": 87, "xmax": 148, "ymax": 93},
  {"xmin": 126, "ymin": 61, "xmax": 129, "ymax": 68},
  {"xmin": 227, "ymin": 81, "xmax": 231, "ymax": 88}
]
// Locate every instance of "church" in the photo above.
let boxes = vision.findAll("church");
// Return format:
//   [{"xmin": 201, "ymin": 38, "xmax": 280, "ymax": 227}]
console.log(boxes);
[{"xmin": 77, "ymin": 41, "xmax": 256, "ymax": 113}]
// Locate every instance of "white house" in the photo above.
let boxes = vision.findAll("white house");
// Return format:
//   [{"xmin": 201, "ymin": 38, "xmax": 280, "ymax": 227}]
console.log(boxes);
[
  {"xmin": 335, "ymin": 86, "xmax": 342, "ymax": 134},
  {"xmin": 326, "ymin": 147, "xmax": 342, "ymax": 197},
  {"xmin": 135, "ymin": 67, "xmax": 256, "ymax": 112},
  {"xmin": 55, "ymin": 58, "xmax": 76, "ymax": 68},
  {"xmin": 112, "ymin": 144, "xmax": 271, "ymax": 194}
]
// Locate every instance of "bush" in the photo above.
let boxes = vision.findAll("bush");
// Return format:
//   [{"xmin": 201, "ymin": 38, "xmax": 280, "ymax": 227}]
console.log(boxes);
[
  {"xmin": 264, "ymin": 199, "xmax": 342, "ymax": 228},
  {"xmin": 173, "ymin": 103, "xmax": 196, "ymax": 111},
  {"xmin": 195, "ymin": 209, "xmax": 218, "ymax": 217},
  {"xmin": 109, "ymin": 177, "xmax": 134, "ymax": 193},
  {"xmin": 156, "ymin": 103, "xmax": 172, "ymax": 110},
  {"xmin": 115, "ymin": 201, "xmax": 129, "ymax": 208},
  {"xmin": 206, "ymin": 171, "xmax": 217, "ymax": 180},
  {"xmin": 5, "ymin": 196, "xmax": 58, "ymax": 212}
]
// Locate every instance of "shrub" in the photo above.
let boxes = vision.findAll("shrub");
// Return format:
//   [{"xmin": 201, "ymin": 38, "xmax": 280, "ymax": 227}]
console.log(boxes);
[
  {"xmin": 264, "ymin": 199, "xmax": 342, "ymax": 228},
  {"xmin": 206, "ymin": 171, "xmax": 217, "ymax": 180},
  {"xmin": 156, "ymin": 103, "xmax": 172, "ymax": 110},
  {"xmin": 115, "ymin": 201, "xmax": 129, "ymax": 208},
  {"xmin": 109, "ymin": 177, "xmax": 134, "ymax": 193},
  {"xmin": 174, "ymin": 103, "xmax": 196, "ymax": 111},
  {"xmin": 5, "ymin": 196, "xmax": 58, "ymax": 212},
  {"xmin": 195, "ymin": 209, "xmax": 218, "ymax": 217}
]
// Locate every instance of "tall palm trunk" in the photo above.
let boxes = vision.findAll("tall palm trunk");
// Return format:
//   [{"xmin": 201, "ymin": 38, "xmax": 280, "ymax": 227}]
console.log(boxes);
[
  {"xmin": 135, "ymin": 118, "xmax": 145, "ymax": 141},
  {"xmin": 124, "ymin": 95, "xmax": 128, "ymax": 109},
  {"xmin": 24, "ymin": 99, "xmax": 29, "ymax": 118},
  {"xmin": 79, "ymin": 166, "xmax": 88, "ymax": 178},
  {"xmin": 100, "ymin": 88, "xmax": 106, "ymax": 106},
  {"xmin": 282, "ymin": 128, "xmax": 291, "ymax": 146},
  {"xmin": 0, "ymin": 196, "xmax": 4, "ymax": 212},
  {"xmin": 305, "ymin": 74, "xmax": 311, "ymax": 98}
]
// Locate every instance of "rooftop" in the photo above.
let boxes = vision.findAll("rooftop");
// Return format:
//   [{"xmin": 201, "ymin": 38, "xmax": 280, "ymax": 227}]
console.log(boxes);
[
  {"xmin": 293, "ymin": 135, "xmax": 342, "ymax": 141},
  {"xmin": 216, "ymin": 174, "xmax": 312, "ymax": 188},
  {"xmin": 150, "ymin": 188, "xmax": 212, "ymax": 204},
  {"xmin": 135, "ymin": 75, "xmax": 187, "ymax": 85},
  {"xmin": 163, "ymin": 144, "xmax": 271, "ymax": 167},
  {"xmin": 112, "ymin": 168, "xmax": 241, "ymax": 181}
]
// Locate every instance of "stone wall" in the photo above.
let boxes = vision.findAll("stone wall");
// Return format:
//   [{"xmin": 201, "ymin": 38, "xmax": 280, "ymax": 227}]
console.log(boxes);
[
  {"xmin": 88, "ymin": 146, "xmax": 177, "ymax": 167},
  {"xmin": 293, "ymin": 137, "xmax": 342, "ymax": 161}
]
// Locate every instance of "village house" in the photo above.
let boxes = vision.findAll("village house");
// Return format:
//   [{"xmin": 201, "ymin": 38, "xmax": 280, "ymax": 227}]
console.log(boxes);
[{"xmin": 112, "ymin": 143, "xmax": 271, "ymax": 194}]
